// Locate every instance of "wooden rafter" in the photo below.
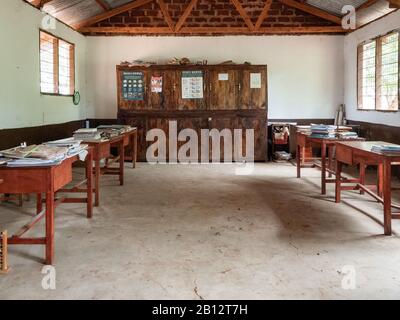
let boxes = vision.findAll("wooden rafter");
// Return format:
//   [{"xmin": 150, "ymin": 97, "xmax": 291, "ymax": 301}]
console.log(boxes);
[
  {"xmin": 74, "ymin": 0, "xmax": 154, "ymax": 30},
  {"xmin": 255, "ymin": 0, "xmax": 273, "ymax": 30},
  {"xmin": 357, "ymin": 0, "xmax": 379, "ymax": 11},
  {"xmin": 175, "ymin": 0, "xmax": 198, "ymax": 32},
  {"xmin": 230, "ymin": 0, "xmax": 254, "ymax": 31},
  {"xmin": 30, "ymin": 0, "xmax": 52, "ymax": 8},
  {"xmin": 94, "ymin": 0, "xmax": 110, "ymax": 11},
  {"xmin": 278, "ymin": 0, "xmax": 342, "ymax": 25},
  {"xmin": 157, "ymin": 0, "xmax": 174, "ymax": 31},
  {"xmin": 80, "ymin": 25, "xmax": 346, "ymax": 35}
]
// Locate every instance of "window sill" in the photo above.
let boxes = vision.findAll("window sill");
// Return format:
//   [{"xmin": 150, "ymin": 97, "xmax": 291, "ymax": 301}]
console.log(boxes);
[
  {"xmin": 357, "ymin": 108, "xmax": 399, "ymax": 113},
  {"xmin": 41, "ymin": 92, "xmax": 74, "ymax": 97}
]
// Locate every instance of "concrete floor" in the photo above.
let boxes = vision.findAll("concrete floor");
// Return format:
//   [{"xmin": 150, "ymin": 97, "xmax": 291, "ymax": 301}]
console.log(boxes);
[{"xmin": 0, "ymin": 162, "xmax": 400, "ymax": 299}]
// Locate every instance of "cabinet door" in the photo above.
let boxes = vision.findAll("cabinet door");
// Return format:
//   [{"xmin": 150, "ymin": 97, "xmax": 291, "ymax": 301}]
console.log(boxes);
[
  {"xmin": 208, "ymin": 116, "xmax": 237, "ymax": 162},
  {"xmin": 237, "ymin": 115, "xmax": 267, "ymax": 161},
  {"xmin": 176, "ymin": 70, "xmax": 208, "ymax": 111},
  {"xmin": 118, "ymin": 70, "xmax": 147, "ymax": 110},
  {"xmin": 209, "ymin": 69, "xmax": 239, "ymax": 110},
  {"xmin": 238, "ymin": 68, "xmax": 268, "ymax": 110},
  {"xmin": 147, "ymin": 70, "xmax": 179, "ymax": 110},
  {"xmin": 177, "ymin": 117, "xmax": 209, "ymax": 162}
]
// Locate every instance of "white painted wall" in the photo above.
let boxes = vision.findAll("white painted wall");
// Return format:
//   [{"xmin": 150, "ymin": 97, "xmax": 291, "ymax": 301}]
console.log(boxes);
[
  {"xmin": 344, "ymin": 10, "xmax": 400, "ymax": 127},
  {"xmin": 86, "ymin": 36, "xmax": 344, "ymax": 120},
  {"xmin": 0, "ymin": 0, "xmax": 88, "ymax": 129}
]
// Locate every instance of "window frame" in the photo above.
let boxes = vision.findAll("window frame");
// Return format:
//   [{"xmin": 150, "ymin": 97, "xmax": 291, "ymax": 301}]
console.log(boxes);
[
  {"xmin": 39, "ymin": 29, "xmax": 75, "ymax": 97},
  {"xmin": 357, "ymin": 29, "xmax": 400, "ymax": 112}
]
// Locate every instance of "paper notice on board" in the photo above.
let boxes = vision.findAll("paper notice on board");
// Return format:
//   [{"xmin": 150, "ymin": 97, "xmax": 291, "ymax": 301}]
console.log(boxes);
[
  {"xmin": 182, "ymin": 71, "xmax": 203, "ymax": 99},
  {"xmin": 218, "ymin": 73, "xmax": 229, "ymax": 81},
  {"xmin": 151, "ymin": 76, "xmax": 162, "ymax": 93},
  {"xmin": 250, "ymin": 73, "xmax": 262, "ymax": 89}
]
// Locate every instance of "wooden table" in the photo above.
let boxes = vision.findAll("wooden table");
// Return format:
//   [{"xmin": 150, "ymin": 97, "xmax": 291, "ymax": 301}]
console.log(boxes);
[
  {"xmin": 0, "ymin": 148, "xmax": 93, "ymax": 264},
  {"xmin": 84, "ymin": 136, "xmax": 125, "ymax": 207},
  {"xmin": 335, "ymin": 141, "xmax": 400, "ymax": 236},
  {"xmin": 296, "ymin": 132, "xmax": 365, "ymax": 195}
]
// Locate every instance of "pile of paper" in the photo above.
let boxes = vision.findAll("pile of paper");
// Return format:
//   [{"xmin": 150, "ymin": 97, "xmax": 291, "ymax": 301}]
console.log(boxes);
[
  {"xmin": 371, "ymin": 145, "xmax": 400, "ymax": 155},
  {"xmin": 73, "ymin": 129, "xmax": 102, "ymax": 141},
  {"xmin": 45, "ymin": 138, "xmax": 85, "ymax": 156},
  {"xmin": 0, "ymin": 144, "xmax": 68, "ymax": 167},
  {"xmin": 337, "ymin": 131, "xmax": 359, "ymax": 139},
  {"xmin": 96, "ymin": 125, "xmax": 132, "ymax": 139}
]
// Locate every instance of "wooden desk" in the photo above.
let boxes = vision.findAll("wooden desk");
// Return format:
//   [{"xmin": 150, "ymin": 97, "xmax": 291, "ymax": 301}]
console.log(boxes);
[
  {"xmin": 122, "ymin": 128, "xmax": 138, "ymax": 168},
  {"xmin": 0, "ymin": 148, "xmax": 93, "ymax": 264},
  {"xmin": 335, "ymin": 141, "xmax": 400, "ymax": 236},
  {"xmin": 84, "ymin": 136, "xmax": 125, "ymax": 207},
  {"xmin": 296, "ymin": 132, "xmax": 365, "ymax": 194}
]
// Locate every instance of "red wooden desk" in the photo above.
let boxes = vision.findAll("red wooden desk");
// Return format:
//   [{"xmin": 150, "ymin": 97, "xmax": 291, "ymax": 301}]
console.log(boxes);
[
  {"xmin": 0, "ymin": 147, "xmax": 93, "ymax": 264},
  {"xmin": 335, "ymin": 141, "xmax": 400, "ymax": 236},
  {"xmin": 84, "ymin": 136, "xmax": 125, "ymax": 207},
  {"xmin": 296, "ymin": 132, "xmax": 365, "ymax": 194}
]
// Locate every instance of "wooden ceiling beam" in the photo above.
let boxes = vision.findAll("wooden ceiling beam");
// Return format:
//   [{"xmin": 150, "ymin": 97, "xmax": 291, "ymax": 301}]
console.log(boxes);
[
  {"xmin": 74, "ymin": 0, "xmax": 154, "ymax": 30},
  {"xmin": 157, "ymin": 0, "xmax": 174, "ymax": 31},
  {"xmin": 175, "ymin": 0, "xmax": 198, "ymax": 32},
  {"xmin": 278, "ymin": 0, "xmax": 342, "ymax": 25},
  {"xmin": 94, "ymin": 0, "xmax": 111, "ymax": 11},
  {"xmin": 388, "ymin": 0, "xmax": 400, "ymax": 8},
  {"xmin": 230, "ymin": 0, "xmax": 255, "ymax": 31},
  {"xmin": 255, "ymin": 0, "xmax": 273, "ymax": 30},
  {"xmin": 79, "ymin": 25, "xmax": 347, "ymax": 35}
]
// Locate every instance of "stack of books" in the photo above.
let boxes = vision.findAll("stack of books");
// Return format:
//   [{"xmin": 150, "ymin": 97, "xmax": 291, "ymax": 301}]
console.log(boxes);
[
  {"xmin": 371, "ymin": 145, "xmax": 400, "ymax": 156},
  {"xmin": 296, "ymin": 126, "xmax": 312, "ymax": 135},
  {"xmin": 73, "ymin": 128, "xmax": 102, "ymax": 141},
  {"xmin": 309, "ymin": 125, "xmax": 337, "ymax": 139}
]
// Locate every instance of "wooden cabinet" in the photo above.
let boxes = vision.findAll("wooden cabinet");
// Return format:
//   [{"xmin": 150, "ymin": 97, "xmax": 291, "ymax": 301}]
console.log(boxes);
[{"xmin": 117, "ymin": 64, "xmax": 268, "ymax": 161}]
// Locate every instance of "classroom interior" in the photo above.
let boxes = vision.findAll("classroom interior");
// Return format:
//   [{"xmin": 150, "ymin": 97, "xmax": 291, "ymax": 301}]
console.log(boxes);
[{"xmin": 1, "ymin": 0, "xmax": 400, "ymax": 300}]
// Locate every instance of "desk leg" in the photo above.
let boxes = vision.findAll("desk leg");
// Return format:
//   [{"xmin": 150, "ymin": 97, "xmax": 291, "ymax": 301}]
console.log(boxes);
[
  {"xmin": 133, "ymin": 131, "xmax": 137, "ymax": 168},
  {"xmin": 296, "ymin": 144, "xmax": 301, "ymax": 178},
  {"xmin": 86, "ymin": 151, "xmax": 93, "ymax": 218},
  {"xmin": 328, "ymin": 146, "xmax": 333, "ymax": 178},
  {"xmin": 383, "ymin": 159, "xmax": 392, "ymax": 236},
  {"xmin": 45, "ymin": 188, "xmax": 55, "ymax": 265},
  {"xmin": 321, "ymin": 141, "xmax": 327, "ymax": 195},
  {"xmin": 95, "ymin": 157, "xmax": 100, "ymax": 207},
  {"xmin": 359, "ymin": 163, "xmax": 366, "ymax": 195},
  {"xmin": 119, "ymin": 140, "xmax": 125, "ymax": 186},
  {"xmin": 36, "ymin": 193, "xmax": 43, "ymax": 215},
  {"xmin": 335, "ymin": 161, "xmax": 342, "ymax": 203},
  {"xmin": 378, "ymin": 164, "xmax": 384, "ymax": 198}
]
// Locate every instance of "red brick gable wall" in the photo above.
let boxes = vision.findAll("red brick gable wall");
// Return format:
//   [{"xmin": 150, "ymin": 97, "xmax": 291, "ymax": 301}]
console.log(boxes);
[{"xmin": 86, "ymin": 0, "xmax": 339, "ymax": 36}]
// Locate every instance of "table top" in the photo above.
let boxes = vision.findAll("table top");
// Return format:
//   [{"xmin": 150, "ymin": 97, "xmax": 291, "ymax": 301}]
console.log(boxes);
[
  {"xmin": 336, "ymin": 141, "xmax": 400, "ymax": 159},
  {"xmin": 298, "ymin": 132, "xmax": 365, "ymax": 143}
]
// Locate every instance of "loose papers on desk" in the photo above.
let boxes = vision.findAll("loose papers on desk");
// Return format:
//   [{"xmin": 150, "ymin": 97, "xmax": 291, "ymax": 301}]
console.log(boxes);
[{"xmin": 0, "ymin": 141, "xmax": 88, "ymax": 167}]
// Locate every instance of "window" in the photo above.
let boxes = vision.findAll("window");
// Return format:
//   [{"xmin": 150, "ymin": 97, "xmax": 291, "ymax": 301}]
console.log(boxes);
[
  {"xmin": 358, "ymin": 40, "xmax": 376, "ymax": 110},
  {"xmin": 40, "ymin": 30, "xmax": 75, "ymax": 95},
  {"xmin": 357, "ymin": 31, "xmax": 399, "ymax": 111}
]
